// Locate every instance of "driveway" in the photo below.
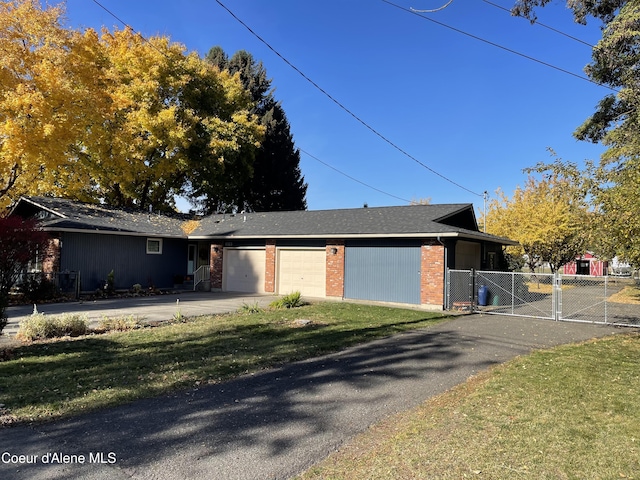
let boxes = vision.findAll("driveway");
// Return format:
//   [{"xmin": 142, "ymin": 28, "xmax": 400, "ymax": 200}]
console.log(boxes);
[
  {"xmin": 0, "ymin": 312, "xmax": 622, "ymax": 480},
  {"xmin": 2, "ymin": 291, "xmax": 275, "ymax": 340}
]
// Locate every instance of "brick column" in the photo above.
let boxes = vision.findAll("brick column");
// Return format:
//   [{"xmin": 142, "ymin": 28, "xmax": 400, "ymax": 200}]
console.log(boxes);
[
  {"xmin": 421, "ymin": 240, "xmax": 445, "ymax": 308},
  {"xmin": 326, "ymin": 240, "xmax": 345, "ymax": 298},
  {"xmin": 265, "ymin": 240, "xmax": 276, "ymax": 293},
  {"xmin": 210, "ymin": 243, "xmax": 224, "ymax": 290}
]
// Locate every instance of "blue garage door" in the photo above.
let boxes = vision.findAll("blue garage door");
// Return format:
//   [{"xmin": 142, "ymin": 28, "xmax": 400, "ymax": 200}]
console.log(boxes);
[{"xmin": 344, "ymin": 246, "xmax": 421, "ymax": 304}]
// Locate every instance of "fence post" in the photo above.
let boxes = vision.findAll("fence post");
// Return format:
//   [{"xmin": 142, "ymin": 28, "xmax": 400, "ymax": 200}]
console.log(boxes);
[
  {"xmin": 604, "ymin": 275, "xmax": 608, "ymax": 324},
  {"xmin": 470, "ymin": 268, "xmax": 475, "ymax": 309},
  {"xmin": 511, "ymin": 272, "xmax": 515, "ymax": 315},
  {"xmin": 445, "ymin": 268, "xmax": 450, "ymax": 309},
  {"xmin": 551, "ymin": 271, "xmax": 562, "ymax": 322}
]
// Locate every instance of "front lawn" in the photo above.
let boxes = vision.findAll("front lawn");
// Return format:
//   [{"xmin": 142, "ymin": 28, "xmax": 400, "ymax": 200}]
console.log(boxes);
[
  {"xmin": 0, "ymin": 302, "xmax": 447, "ymax": 425},
  {"xmin": 298, "ymin": 333, "xmax": 640, "ymax": 479}
]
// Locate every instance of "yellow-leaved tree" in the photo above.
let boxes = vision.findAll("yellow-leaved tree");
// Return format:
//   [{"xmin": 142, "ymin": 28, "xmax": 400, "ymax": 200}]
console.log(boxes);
[
  {"xmin": 483, "ymin": 175, "xmax": 589, "ymax": 273},
  {"xmin": 0, "ymin": 0, "xmax": 106, "ymax": 208},
  {"xmin": 0, "ymin": 0, "xmax": 264, "ymax": 212}
]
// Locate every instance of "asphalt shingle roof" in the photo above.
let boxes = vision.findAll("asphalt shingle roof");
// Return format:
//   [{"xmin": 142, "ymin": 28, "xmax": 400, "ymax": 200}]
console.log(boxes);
[
  {"xmin": 190, "ymin": 204, "xmax": 477, "ymax": 238},
  {"xmin": 12, "ymin": 197, "xmax": 188, "ymax": 237},
  {"xmin": 12, "ymin": 197, "xmax": 514, "ymax": 244}
]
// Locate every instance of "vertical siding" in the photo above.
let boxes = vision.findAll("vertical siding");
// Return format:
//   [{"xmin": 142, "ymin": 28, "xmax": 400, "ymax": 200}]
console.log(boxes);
[
  {"xmin": 60, "ymin": 233, "xmax": 188, "ymax": 291},
  {"xmin": 344, "ymin": 246, "xmax": 421, "ymax": 304}
]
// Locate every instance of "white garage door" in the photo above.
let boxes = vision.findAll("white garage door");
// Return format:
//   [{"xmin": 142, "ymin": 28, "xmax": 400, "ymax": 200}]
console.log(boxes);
[
  {"xmin": 224, "ymin": 249, "xmax": 266, "ymax": 293},
  {"xmin": 277, "ymin": 249, "xmax": 326, "ymax": 298}
]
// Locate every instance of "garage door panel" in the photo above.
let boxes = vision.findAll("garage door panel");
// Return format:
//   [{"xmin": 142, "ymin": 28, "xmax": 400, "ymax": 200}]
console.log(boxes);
[
  {"xmin": 344, "ymin": 246, "xmax": 421, "ymax": 304},
  {"xmin": 277, "ymin": 249, "xmax": 326, "ymax": 297},
  {"xmin": 224, "ymin": 249, "xmax": 265, "ymax": 293}
]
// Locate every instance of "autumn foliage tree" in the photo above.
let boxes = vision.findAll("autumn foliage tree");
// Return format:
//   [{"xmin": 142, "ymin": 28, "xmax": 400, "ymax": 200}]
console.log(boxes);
[
  {"xmin": 512, "ymin": 1, "xmax": 640, "ymax": 265},
  {"xmin": 0, "ymin": 0, "xmax": 264, "ymax": 212},
  {"xmin": 484, "ymin": 175, "xmax": 588, "ymax": 273},
  {"xmin": 0, "ymin": 0, "xmax": 104, "ymax": 205},
  {"xmin": 0, "ymin": 216, "xmax": 49, "ymax": 332}
]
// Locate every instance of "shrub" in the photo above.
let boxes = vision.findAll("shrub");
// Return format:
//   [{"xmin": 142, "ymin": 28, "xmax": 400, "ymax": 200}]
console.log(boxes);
[
  {"xmin": 97, "ymin": 315, "xmax": 142, "ymax": 332},
  {"xmin": 238, "ymin": 302, "xmax": 263, "ymax": 314},
  {"xmin": 0, "ymin": 294, "xmax": 7, "ymax": 336},
  {"xmin": 22, "ymin": 274, "xmax": 59, "ymax": 302},
  {"xmin": 269, "ymin": 291, "xmax": 305, "ymax": 309},
  {"xmin": 17, "ymin": 313, "xmax": 88, "ymax": 341}
]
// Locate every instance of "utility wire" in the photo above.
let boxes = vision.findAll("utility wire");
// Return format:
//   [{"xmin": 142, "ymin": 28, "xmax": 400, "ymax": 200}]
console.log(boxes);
[
  {"xmin": 299, "ymin": 149, "xmax": 412, "ymax": 204},
  {"xmin": 382, "ymin": 0, "xmax": 617, "ymax": 93},
  {"xmin": 214, "ymin": 0, "xmax": 484, "ymax": 197},
  {"xmin": 481, "ymin": 0, "xmax": 594, "ymax": 48},
  {"xmin": 91, "ymin": 0, "xmax": 417, "ymax": 205},
  {"xmin": 411, "ymin": 0, "xmax": 454, "ymax": 13}
]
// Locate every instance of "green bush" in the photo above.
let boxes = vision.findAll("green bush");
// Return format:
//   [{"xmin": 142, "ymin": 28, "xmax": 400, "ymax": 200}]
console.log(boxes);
[
  {"xmin": 21, "ymin": 275, "xmax": 60, "ymax": 302},
  {"xmin": 238, "ymin": 302, "xmax": 264, "ymax": 314},
  {"xmin": 17, "ymin": 313, "xmax": 88, "ymax": 341},
  {"xmin": 269, "ymin": 291, "xmax": 305, "ymax": 309},
  {"xmin": 97, "ymin": 315, "xmax": 142, "ymax": 332}
]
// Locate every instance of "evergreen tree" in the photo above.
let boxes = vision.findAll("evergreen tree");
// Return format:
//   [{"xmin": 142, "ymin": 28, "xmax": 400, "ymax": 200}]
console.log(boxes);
[{"xmin": 203, "ymin": 48, "xmax": 307, "ymax": 213}]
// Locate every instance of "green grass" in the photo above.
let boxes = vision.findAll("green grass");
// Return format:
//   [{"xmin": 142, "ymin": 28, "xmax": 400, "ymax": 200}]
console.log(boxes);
[
  {"xmin": 0, "ymin": 302, "xmax": 446, "ymax": 426},
  {"xmin": 298, "ymin": 333, "xmax": 640, "ymax": 480}
]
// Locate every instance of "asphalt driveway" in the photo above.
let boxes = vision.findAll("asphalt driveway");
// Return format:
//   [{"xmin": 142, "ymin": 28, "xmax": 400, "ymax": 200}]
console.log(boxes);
[{"xmin": 0, "ymin": 311, "xmax": 622, "ymax": 480}]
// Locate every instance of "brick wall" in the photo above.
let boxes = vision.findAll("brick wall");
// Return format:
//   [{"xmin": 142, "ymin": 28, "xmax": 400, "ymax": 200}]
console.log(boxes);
[
  {"xmin": 265, "ymin": 240, "xmax": 276, "ymax": 293},
  {"xmin": 210, "ymin": 244, "xmax": 224, "ymax": 289},
  {"xmin": 326, "ymin": 240, "xmax": 345, "ymax": 298},
  {"xmin": 421, "ymin": 240, "xmax": 445, "ymax": 307}
]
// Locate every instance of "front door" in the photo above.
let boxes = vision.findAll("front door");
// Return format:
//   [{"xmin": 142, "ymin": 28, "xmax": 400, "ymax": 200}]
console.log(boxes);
[{"xmin": 187, "ymin": 244, "xmax": 197, "ymax": 274}]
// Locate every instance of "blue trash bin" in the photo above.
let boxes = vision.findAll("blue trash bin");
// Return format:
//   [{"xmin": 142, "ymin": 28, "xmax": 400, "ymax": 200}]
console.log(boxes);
[{"xmin": 478, "ymin": 285, "xmax": 489, "ymax": 306}]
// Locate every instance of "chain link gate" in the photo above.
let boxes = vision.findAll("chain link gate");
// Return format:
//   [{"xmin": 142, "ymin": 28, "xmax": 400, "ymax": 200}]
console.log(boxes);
[{"xmin": 446, "ymin": 269, "xmax": 639, "ymax": 326}]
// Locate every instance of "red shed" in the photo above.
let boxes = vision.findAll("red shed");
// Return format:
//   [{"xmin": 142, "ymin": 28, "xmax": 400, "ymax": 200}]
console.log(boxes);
[{"xmin": 563, "ymin": 252, "xmax": 608, "ymax": 276}]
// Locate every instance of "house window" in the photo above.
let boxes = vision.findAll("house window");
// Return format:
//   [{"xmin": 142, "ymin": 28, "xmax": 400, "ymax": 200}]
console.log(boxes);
[{"xmin": 146, "ymin": 238, "xmax": 163, "ymax": 255}]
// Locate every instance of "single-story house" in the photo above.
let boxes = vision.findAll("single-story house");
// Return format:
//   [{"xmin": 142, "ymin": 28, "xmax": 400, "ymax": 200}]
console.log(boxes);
[
  {"xmin": 10, "ymin": 196, "xmax": 515, "ymax": 309},
  {"xmin": 562, "ymin": 252, "xmax": 608, "ymax": 276}
]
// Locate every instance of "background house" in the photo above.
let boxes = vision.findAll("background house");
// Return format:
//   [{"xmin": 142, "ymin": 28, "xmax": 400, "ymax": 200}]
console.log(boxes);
[{"xmin": 10, "ymin": 197, "xmax": 515, "ymax": 309}]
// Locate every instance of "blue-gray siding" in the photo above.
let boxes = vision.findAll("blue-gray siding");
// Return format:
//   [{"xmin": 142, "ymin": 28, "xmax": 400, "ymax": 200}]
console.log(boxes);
[
  {"xmin": 60, "ymin": 233, "xmax": 188, "ymax": 291},
  {"xmin": 344, "ymin": 246, "xmax": 421, "ymax": 304}
]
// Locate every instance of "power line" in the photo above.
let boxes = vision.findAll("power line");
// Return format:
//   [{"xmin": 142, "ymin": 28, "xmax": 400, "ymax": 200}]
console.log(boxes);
[
  {"xmin": 381, "ymin": 0, "xmax": 617, "ymax": 92},
  {"xmin": 89, "ymin": 0, "xmax": 419, "ymax": 204},
  {"xmin": 299, "ymin": 149, "xmax": 413, "ymax": 204},
  {"xmin": 411, "ymin": 0, "xmax": 454, "ymax": 13},
  {"xmin": 214, "ymin": 0, "xmax": 484, "ymax": 197},
  {"xmin": 481, "ymin": 0, "xmax": 594, "ymax": 48},
  {"xmin": 91, "ymin": 0, "xmax": 173, "ymax": 59}
]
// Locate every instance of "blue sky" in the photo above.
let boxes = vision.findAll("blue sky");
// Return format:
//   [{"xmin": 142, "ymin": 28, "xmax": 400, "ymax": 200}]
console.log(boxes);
[{"xmin": 62, "ymin": 0, "xmax": 608, "ymax": 215}]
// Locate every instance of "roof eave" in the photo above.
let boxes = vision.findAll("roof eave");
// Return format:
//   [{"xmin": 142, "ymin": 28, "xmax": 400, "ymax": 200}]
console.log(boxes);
[
  {"xmin": 10, "ymin": 196, "xmax": 68, "ymax": 219},
  {"xmin": 40, "ymin": 226, "xmax": 187, "ymax": 239}
]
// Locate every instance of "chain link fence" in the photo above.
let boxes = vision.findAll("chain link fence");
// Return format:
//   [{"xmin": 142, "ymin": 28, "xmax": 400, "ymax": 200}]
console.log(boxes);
[{"xmin": 446, "ymin": 269, "xmax": 639, "ymax": 326}]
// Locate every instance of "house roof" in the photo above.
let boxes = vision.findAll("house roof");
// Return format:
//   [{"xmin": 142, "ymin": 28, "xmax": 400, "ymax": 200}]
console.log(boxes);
[
  {"xmin": 194, "ymin": 204, "xmax": 516, "ymax": 244},
  {"xmin": 10, "ymin": 196, "xmax": 189, "ymax": 238},
  {"xmin": 10, "ymin": 196, "xmax": 516, "ymax": 245}
]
